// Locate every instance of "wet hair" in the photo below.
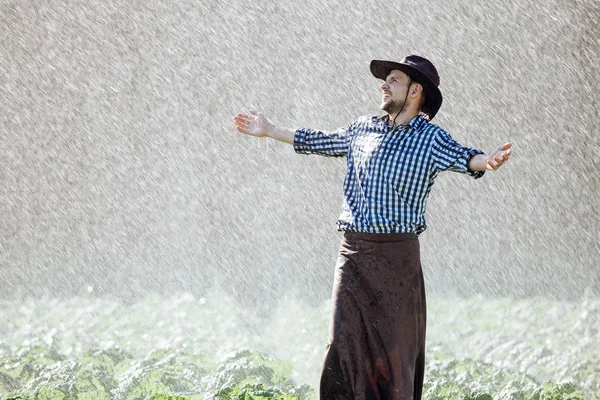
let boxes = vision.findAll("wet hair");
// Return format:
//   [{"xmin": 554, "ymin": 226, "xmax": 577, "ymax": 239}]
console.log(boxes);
[
  {"xmin": 419, "ymin": 90, "xmax": 427, "ymax": 109},
  {"xmin": 419, "ymin": 110, "xmax": 431, "ymax": 121},
  {"xmin": 414, "ymin": 81, "xmax": 429, "ymax": 120}
]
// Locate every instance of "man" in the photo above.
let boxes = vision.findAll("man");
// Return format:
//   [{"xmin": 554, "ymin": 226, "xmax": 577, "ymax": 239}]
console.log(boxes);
[{"xmin": 233, "ymin": 55, "xmax": 512, "ymax": 400}]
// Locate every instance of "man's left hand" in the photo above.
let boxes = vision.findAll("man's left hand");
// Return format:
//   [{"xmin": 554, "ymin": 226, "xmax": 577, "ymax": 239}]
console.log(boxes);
[{"xmin": 486, "ymin": 142, "xmax": 512, "ymax": 170}]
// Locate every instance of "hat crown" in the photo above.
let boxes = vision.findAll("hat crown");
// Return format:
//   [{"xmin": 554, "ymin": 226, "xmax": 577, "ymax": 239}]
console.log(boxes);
[{"xmin": 401, "ymin": 55, "xmax": 440, "ymax": 87}]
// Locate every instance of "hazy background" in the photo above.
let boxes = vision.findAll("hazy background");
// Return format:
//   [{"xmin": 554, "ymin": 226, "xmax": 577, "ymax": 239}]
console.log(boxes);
[{"xmin": 1, "ymin": 0, "xmax": 599, "ymax": 307}]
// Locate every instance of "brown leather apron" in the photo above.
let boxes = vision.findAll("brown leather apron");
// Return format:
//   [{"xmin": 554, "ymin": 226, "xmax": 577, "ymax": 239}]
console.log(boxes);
[{"xmin": 320, "ymin": 232, "xmax": 426, "ymax": 400}]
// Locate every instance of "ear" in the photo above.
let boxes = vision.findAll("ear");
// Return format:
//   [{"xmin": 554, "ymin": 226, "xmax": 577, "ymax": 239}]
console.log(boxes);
[{"xmin": 411, "ymin": 83, "xmax": 423, "ymax": 97}]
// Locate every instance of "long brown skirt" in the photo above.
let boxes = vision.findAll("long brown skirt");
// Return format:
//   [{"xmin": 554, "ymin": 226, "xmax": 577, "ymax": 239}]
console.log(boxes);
[{"xmin": 320, "ymin": 231, "xmax": 426, "ymax": 400}]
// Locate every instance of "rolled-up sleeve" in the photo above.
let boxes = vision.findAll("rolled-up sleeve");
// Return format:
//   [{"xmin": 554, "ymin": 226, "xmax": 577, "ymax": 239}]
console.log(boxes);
[
  {"xmin": 432, "ymin": 130, "xmax": 486, "ymax": 179},
  {"xmin": 293, "ymin": 122, "xmax": 355, "ymax": 157}
]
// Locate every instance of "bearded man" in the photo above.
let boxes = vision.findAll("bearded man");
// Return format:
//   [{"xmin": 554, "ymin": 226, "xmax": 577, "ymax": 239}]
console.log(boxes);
[{"xmin": 233, "ymin": 55, "xmax": 512, "ymax": 400}]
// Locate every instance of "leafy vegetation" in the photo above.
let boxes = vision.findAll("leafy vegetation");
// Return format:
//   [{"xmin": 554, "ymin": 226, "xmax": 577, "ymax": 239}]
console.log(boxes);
[{"xmin": 1, "ymin": 293, "xmax": 598, "ymax": 399}]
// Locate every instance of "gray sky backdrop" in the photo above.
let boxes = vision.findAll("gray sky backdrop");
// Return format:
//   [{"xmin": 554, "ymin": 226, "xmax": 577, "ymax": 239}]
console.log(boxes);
[{"xmin": 1, "ymin": 0, "xmax": 599, "ymax": 303}]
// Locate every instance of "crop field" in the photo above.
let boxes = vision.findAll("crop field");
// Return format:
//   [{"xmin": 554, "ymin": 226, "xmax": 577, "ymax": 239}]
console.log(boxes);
[{"xmin": 1, "ymin": 292, "xmax": 599, "ymax": 399}]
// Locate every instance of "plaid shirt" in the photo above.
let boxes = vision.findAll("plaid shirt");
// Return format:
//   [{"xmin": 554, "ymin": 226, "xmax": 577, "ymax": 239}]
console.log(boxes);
[{"xmin": 294, "ymin": 114, "xmax": 485, "ymax": 235}]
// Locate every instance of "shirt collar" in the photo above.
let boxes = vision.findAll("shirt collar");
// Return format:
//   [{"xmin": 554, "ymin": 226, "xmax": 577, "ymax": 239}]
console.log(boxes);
[{"xmin": 380, "ymin": 114, "xmax": 426, "ymax": 131}]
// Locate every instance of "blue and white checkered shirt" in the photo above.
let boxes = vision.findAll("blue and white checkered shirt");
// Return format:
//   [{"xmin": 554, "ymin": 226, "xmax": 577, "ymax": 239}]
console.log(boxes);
[{"xmin": 294, "ymin": 114, "xmax": 485, "ymax": 235}]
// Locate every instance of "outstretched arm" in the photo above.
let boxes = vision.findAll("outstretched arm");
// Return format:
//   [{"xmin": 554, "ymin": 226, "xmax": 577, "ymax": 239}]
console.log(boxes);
[
  {"xmin": 234, "ymin": 109, "xmax": 354, "ymax": 157},
  {"xmin": 233, "ymin": 110, "xmax": 295, "ymax": 144},
  {"xmin": 468, "ymin": 142, "xmax": 513, "ymax": 171}
]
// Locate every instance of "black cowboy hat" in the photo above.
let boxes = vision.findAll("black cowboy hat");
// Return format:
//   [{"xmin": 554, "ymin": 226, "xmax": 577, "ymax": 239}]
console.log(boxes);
[{"xmin": 370, "ymin": 55, "xmax": 443, "ymax": 120}]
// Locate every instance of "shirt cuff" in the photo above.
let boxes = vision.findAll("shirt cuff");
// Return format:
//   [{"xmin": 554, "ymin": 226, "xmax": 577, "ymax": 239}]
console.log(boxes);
[{"xmin": 293, "ymin": 128, "xmax": 310, "ymax": 154}]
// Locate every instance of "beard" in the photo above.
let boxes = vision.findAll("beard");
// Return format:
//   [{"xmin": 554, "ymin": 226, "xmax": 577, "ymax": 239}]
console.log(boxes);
[{"xmin": 380, "ymin": 98, "xmax": 406, "ymax": 114}]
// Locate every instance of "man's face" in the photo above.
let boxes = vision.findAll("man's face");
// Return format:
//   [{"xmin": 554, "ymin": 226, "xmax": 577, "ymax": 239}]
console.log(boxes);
[{"xmin": 380, "ymin": 70, "xmax": 413, "ymax": 114}]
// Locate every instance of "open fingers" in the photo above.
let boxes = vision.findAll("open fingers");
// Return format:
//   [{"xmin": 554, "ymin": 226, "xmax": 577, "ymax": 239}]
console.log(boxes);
[
  {"xmin": 233, "ymin": 111, "xmax": 264, "ymax": 136},
  {"xmin": 235, "ymin": 122, "xmax": 253, "ymax": 135},
  {"xmin": 500, "ymin": 142, "xmax": 513, "ymax": 151},
  {"xmin": 488, "ymin": 152, "xmax": 512, "ymax": 170},
  {"xmin": 494, "ymin": 154, "xmax": 506, "ymax": 163},
  {"xmin": 234, "ymin": 120, "xmax": 246, "ymax": 130},
  {"xmin": 233, "ymin": 113, "xmax": 255, "ymax": 126},
  {"xmin": 493, "ymin": 156, "xmax": 506, "ymax": 166},
  {"xmin": 499, "ymin": 149, "xmax": 512, "ymax": 162},
  {"xmin": 233, "ymin": 114, "xmax": 252, "ymax": 133},
  {"xmin": 234, "ymin": 113, "xmax": 253, "ymax": 122}
]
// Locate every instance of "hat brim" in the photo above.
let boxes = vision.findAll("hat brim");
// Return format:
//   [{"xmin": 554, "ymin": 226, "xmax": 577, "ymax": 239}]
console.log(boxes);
[{"xmin": 370, "ymin": 60, "xmax": 443, "ymax": 120}]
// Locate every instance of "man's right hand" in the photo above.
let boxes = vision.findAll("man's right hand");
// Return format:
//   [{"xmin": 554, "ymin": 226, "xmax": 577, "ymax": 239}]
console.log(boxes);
[
  {"xmin": 233, "ymin": 110, "xmax": 272, "ymax": 138},
  {"xmin": 233, "ymin": 110, "xmax": 296, "ymax": 145}
]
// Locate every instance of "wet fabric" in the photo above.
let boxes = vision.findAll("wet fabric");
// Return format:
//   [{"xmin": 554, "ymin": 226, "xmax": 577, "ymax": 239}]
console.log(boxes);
[
  {"xmin": 320, "ymin": 232, "xmax": 426, "ymax": 400},
  {"xmin": 294, "ymin": 114, "xmax": 485, "ymax": 235}
]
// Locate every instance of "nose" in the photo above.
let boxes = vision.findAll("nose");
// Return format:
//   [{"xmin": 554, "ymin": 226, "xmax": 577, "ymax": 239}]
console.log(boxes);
[{"xmin": 380, "ymin": 82, "xmax": 389, "ymax": 90}]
